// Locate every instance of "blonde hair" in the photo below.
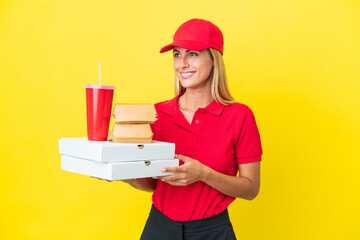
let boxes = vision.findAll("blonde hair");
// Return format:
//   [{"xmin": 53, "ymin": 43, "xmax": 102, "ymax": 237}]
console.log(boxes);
[{"xmin": 175, "ymin": 48, "xmax": 235, "ymax": 105}]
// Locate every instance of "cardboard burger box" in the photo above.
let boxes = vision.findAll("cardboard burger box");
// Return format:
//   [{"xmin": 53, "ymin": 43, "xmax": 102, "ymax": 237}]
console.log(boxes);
[
  {"xmin": 112, "ymin": 104, "xmax": 157, "ymax": 123},
  {"xmin": 59, "ymin": 138, "xmax": 178, "ymax": 180},
  {"xmin": 110, "ymin": 124, "xmax": 153, "ymax": 143},
  {"xmin": 110, "ymin": 104, "xmax": 156, "ymax": 143}
]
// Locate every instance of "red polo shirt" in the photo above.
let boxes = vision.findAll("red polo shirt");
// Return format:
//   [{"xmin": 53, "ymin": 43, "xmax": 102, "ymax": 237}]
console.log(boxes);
[{"xmin": 150, "ymin": 95, "xmax": 262, "ymax": 221}]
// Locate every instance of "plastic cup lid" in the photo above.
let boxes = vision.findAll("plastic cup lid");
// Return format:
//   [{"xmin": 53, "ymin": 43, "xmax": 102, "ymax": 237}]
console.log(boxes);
[{"xmin": 84, "ymin": 84, "xmax": 116, "ymax": 90}]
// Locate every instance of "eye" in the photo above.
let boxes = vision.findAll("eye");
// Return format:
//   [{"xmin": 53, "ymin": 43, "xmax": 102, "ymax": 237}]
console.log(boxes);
[
  {"xmin": 173, "ymin": 52, "xmax": 181, "ymax": 58},
  {"xmin": 189, "ymin": 52, "xmax": 198, "ymax": 57}
]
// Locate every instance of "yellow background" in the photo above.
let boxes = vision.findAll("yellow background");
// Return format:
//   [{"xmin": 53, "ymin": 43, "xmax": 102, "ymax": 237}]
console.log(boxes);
[{"xmin": 1, "ymin": 0, "xmax": 359, "ymax": 239}]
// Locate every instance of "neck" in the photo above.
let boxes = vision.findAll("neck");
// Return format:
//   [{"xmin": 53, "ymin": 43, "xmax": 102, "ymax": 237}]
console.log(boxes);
[{"xmin": 179, "ymin": 86, "xmax": 213, "ymax": 112}]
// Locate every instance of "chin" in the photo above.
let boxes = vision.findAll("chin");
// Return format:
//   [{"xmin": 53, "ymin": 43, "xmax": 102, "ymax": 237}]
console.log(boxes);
[
  {"xmin": 179, "ymin": 81, "xmax": 193, "ymax": 89},
  {"xmin": 180, "ymin": 80, "xmax": 208, "ymax": 90},
  {"xmin": 180, "ymin": 82, "xmax": 193, "ymax": 88}
]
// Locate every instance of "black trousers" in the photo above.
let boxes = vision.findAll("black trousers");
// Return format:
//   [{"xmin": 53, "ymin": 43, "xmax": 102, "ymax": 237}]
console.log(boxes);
[{"xmin": 140, "ymin": 205, "xmax": 237, "ymax": 240}]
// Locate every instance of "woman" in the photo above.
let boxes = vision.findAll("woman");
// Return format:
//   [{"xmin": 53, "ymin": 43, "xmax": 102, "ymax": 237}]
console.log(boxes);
[{"xmin": 125, "ymin": 18, "xmax": 262, "ymax": 240}]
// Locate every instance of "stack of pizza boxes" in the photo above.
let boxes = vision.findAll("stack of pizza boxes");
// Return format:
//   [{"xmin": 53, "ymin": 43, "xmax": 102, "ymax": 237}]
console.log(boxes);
[{"xmin": 59, "ymin": 104, "xmax": 179, "ymax": 181}]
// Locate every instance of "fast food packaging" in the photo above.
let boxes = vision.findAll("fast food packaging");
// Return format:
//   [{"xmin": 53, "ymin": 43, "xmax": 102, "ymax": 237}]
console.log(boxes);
[
  {"xmin": 112, "ymin": 104, "xmax": 157, "ymax": 123},
  {"xmin": 110, "ymin": 104, "xmax": 157, "ymax": 143},
  {"xmin": 59, "ymin": 138, "xmax": 175, "ymax": 162},
  {"xmin": 61, "ymin": 155, "xmax": 179, "ymax": 181},
  {"xmin": 110, "ymin": 123, "xmax": 153, "ymax": 143},
  {"xmin": 59, "ymin": 138, "xmax": 178, "ymax": 180}
]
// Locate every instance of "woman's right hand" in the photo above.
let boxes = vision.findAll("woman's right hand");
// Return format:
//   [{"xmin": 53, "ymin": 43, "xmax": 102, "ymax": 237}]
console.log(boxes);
[
  {"xmin": 90, "ymin": 176, "xmax": 136, "ymax": 184},
  {"xmin": 123, "ymin": 178, "xmax": 157, "ymax": 192},
  {"xmin": 121, "ymin": 179, "xmax": 136, "ymax": 184},
  {"xmin": 90, "ymin": 177, "xmax": 156, "ymax": 192}
]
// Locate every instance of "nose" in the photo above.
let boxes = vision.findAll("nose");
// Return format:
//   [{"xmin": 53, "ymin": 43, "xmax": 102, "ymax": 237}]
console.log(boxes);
[{"xmin": 179, "ymin": 55, "xmax": 189, "ymax": 68}]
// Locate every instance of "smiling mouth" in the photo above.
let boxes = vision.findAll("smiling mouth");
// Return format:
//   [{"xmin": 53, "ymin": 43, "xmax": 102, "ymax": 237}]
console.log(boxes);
[{"xmin": 180, "ymin": 72, "xmax": 196, "ymax": 79}]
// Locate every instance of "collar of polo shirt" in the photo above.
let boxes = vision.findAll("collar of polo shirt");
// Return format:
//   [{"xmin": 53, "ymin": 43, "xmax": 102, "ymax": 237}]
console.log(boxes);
[{"xmin": 158, "ymin": 94, "xmax": 225, "ymax": 117}]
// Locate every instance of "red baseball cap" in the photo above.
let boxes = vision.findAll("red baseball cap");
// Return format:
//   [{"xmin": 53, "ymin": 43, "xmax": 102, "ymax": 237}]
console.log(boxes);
[{"xmin": 160, "ymin": 18, "xmax": 224, "ymax": 55}]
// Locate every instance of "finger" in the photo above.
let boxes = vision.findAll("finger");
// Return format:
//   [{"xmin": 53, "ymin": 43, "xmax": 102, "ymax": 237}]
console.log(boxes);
[
  {"xmin": 162, "ymin": 178, "xmax": 190, "ymax": 186},
  {"xmin": 161, "ymin": 166, "xmax": 184, "ymax": 173},
  {"xmin": 176, "ymin": 154, "xmax": 193, "ymax": 163},
  {"xmin": 176, "ymin": 154, "xmax": 185, "ymax": 160},
  {"xmin": 160, "ymin": 173, "xmax": 184, "ymax": 182},
  {"xmin": 163, "ymin": 180, "xmax": 187, "ymax": 186},
  {"xmin": 159, "ymin": 175, "xmax": 178, "ymax": 182}
]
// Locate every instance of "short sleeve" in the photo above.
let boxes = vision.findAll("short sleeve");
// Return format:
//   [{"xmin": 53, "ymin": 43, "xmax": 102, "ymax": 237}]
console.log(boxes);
[{"xmin": 235, "ymin": 108, "xmax": 263, "ymax": 164}]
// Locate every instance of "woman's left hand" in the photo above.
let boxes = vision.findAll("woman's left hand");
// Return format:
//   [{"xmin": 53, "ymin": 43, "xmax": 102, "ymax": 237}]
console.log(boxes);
[{"xmin": 158, "ymin": 154, "xmax": 210, "ymax": 186}]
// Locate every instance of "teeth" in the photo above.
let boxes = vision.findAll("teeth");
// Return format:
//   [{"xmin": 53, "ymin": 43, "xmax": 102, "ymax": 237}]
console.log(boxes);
[{"xmin": 181, "ymin": 72, "xmax": 194, "ymax": 76}]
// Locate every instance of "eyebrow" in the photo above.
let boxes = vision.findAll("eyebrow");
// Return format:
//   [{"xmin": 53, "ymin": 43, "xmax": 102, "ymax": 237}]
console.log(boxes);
[{"xmin": 173, "ymin": 49, "xmax": 196, "ymax": 53}]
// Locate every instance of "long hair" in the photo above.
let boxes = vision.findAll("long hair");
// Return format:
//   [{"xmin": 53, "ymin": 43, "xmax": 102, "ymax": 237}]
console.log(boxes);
[{"xmin": 175, "ymin": 48, "xmax": 235, "ymax": 105}]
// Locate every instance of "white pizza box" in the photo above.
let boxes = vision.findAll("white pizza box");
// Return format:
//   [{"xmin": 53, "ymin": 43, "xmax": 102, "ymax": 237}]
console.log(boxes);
[
  {"xmin": 58, "ymin": 138, "xmax": 175, "ymax": 163},
  {"xmin": 61, "ymin": 155, "xmax": 179, "ymax": 180}
]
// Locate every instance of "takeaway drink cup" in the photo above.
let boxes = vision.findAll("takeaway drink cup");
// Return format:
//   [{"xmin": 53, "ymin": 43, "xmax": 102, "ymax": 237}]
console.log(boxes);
[{"xmin": 84, "ymin": 85, "xmax": 116, "ymax": 141}]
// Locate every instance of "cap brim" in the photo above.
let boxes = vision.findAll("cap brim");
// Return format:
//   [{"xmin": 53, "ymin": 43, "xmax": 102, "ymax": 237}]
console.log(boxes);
[
  {"xmin": 159, "ymin": 43, "xmax": 176, "ymax": 53},
  {"xmin": 159, "ymin": 40, "xmax": 210, "ymax": 53}
]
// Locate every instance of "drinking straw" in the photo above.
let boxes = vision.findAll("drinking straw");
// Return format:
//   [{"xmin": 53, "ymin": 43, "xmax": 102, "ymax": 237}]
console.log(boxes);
[{"xmin": 98, "ymin": 61, "xmax": 101, "ymax": 86}]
